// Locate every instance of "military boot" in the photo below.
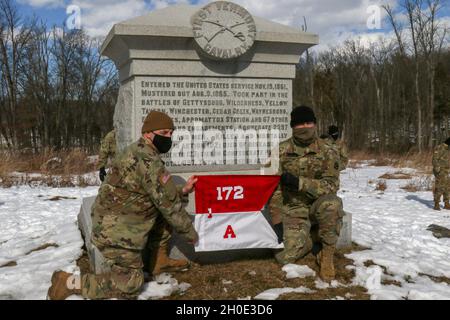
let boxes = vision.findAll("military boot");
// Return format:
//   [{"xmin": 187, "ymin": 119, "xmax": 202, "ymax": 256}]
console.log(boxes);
[
  {"xmin": 317, "ymin": 244, "xmax": 336, "ymax": 281},
  {"xmin": 444, "ymin": 201, "xmax": 450, "ymax": 210},
  {"xmin": 47, "ymin": 271, "xmax": 81, "ymax": 300},
  {"xmin": 149, "ymin": 245, "xmax": 190, "ymax": 275},
  {"xmin": 434, "ymin": 201, "xmax": 441, "ymax": 211}
]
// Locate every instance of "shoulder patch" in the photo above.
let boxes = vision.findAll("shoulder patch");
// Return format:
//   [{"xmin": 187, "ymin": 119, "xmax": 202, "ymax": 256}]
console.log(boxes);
[{"xmin": 159, "ymin": 171, "xmax": 171, "ymax": 185}]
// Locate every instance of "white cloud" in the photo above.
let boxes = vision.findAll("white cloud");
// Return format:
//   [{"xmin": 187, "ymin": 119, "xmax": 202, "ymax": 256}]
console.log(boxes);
[
  {"xmin": 18, "ymin": 0, "xmax": 64, "ymax": 8},
  {"xmin": 189, "ymin": 0, "xmax": 403, "ymax": 52},
  {"xmin": 20, "ymin": 0, "xmax": 449, "ymax": 51},
  {"xmin": 69, "ymin": 0, "xmax": 149, "ymax": 38},
  {"xmin": 221, "ymin": 0, "xmax": 401, "ymax": 51}
]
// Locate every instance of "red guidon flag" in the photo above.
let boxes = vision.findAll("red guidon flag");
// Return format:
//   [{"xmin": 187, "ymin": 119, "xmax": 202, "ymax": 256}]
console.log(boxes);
[{"xmin": 194, "ymin": 175, "xmax": 283, "ymax": 252}]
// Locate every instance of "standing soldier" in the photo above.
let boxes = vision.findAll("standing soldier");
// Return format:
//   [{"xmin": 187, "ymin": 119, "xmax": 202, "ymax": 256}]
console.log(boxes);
[
  {"xmin": 432, "ymin": 138, "xmax": 450, "ymax": 210},
  {"xmin": 47, "ymin": 111, "xmax": 199, "ymax": 299},
  {"xmin": 98, "ymin": 128, "xmax": 117, "ymax": 182},
  {"xmin": 270, "ymin": 106, "xmax": 344, "ymax": 281},
  {"xmin": 324, "ymin": 125, "xmax": 349, "ymax": 171}
]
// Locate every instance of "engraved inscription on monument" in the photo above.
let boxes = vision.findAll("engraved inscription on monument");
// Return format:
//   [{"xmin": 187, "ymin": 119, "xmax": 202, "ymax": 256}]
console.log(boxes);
[
  {"xmin": 135, "ymin": 77, "xmax": 291, "ymax": 171},
  {"xmin": 191, "ymin": 1, "xmax": 256, "ymax": 60}
]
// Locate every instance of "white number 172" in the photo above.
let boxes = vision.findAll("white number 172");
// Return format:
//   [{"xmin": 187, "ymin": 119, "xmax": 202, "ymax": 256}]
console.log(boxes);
[{"xmin": 216, "ymin": 186, "xmax": 244, "ymax": 200}]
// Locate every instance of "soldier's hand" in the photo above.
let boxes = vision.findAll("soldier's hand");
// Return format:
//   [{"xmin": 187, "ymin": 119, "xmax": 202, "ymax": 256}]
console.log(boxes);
[
  {"xmin": 99, "ymin": 167, "xmax": 107, "ymax": 182},
  {"xmin": 182, "ymin": 176, "xmax": 198, "ymax": 194},
  {"xmin": 280, "ymin": 172, "xmax": 299, "ymax": 190}
]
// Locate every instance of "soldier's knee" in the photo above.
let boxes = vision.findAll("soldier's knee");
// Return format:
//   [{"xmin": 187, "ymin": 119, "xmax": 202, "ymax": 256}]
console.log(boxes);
[
  {"xmin": 274, "ymin": 250, "xmax": 296, "ymax": 265},
  {"xmin": 111, "ymin": 267, "xmax": 145, "ymax": 295},
  {"xmin": 315, "ymin": 195, "xmax": 343, "ymax": 215},
  {"xmin": 275, "ymin": 232, "xmax": 312, "ymax": 265}
]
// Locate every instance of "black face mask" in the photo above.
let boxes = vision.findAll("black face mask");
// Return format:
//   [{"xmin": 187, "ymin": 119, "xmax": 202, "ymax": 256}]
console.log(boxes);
[{"xmin": 152, "ymin": 133, "xmax": 172, "ymax": 154}]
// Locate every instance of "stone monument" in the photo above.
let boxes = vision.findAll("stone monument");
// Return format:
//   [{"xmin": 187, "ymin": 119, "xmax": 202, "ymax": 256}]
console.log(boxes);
[{"xmin": 78, "ymin": 1, "xmax": 351, "ymax": 272}]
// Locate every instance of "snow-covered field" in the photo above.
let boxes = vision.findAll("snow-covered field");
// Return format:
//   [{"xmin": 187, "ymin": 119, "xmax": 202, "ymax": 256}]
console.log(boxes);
[
  {"xmin": 342, "ymin": 166, "xmax": 450, "ymax": 300},
  {"xmin": 0, "ymin": 164, "xmax": 449, "ymax": 300}
]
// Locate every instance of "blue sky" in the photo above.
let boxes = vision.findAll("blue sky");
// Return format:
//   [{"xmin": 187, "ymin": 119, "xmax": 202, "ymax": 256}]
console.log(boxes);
[{"xmin": 14, "ymin": 0, "xmax": 450, "ymax": 51}]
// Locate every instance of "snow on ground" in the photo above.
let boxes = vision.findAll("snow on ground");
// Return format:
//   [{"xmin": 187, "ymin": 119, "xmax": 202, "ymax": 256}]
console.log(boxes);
[
  {"xmin": 0, "ymin": 164, "xmax": 450, "ymax": 299},
  {"xmin": 282, "ymin": 264, "xmax": 316, "ymax": 279},
  {"xmin": 138, "ymin": 273, "xmax": 191, "ymax": 300},
  {"xmin": 254, "ymin": 286, "xmax": 316, "ymax": 300},
  {"xmin": 341, "ymin": 165, "xmax": 450, "ymax": 300},
  {"xmin": 0, "ymin": 186, "xmax": 98, "ymax": 299}
]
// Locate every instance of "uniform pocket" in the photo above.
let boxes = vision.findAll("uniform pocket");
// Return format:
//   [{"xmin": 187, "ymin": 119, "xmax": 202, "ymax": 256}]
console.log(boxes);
[{"xmin": 98, "ymin": 215, "xmax": 154, "ymax": 250}]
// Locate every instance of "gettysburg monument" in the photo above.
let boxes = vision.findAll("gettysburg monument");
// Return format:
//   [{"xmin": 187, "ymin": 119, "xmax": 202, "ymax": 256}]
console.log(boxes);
[
  {"xmin": 100, "ymin": 1, "xmax": 318, "ymax": 174},
  {"xmin": 78, "ymin": 1, "xmax": 352, "ymax": 272}
]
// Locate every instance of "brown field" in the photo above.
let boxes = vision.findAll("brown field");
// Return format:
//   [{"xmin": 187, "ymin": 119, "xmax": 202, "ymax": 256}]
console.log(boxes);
[
  {"xmin": 76, "ymin": 243, "xmax": 371, "ymax": 300},
  {"xmin": 0, "ymin": 148, "xmax": 98, "ymax": 187},
  {"xmin": 349, "ymin": 150, "xmax": 433, "ymax": 172}
]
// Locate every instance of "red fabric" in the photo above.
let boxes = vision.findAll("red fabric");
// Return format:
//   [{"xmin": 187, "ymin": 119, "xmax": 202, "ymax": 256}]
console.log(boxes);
[{"xmin": 194, "ymin": 175, "xmax": 280, "ymax": 214}]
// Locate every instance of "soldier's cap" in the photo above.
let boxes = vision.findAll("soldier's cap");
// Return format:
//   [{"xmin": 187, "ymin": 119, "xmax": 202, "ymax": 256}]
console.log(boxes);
[
  {"xmin": 141, "ymin": 110, "xmax": 175, "ymax": 134},
  {"xmin": 290, "ymin": 105, "xmax": 316, "ymax": 128}
]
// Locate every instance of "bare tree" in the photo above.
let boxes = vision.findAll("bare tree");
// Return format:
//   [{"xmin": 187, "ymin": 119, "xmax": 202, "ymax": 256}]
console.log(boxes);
[{"xmin": 0, "ymin": 0, "xmax": 34, "ymax": 148}]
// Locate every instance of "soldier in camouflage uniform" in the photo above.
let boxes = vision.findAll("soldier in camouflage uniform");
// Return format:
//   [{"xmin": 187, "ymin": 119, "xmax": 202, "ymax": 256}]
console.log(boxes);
[
  {"xmin": 432, "ymin": 138, "xmax": 450, "ymax": 211},
  {"xmin": 270, "ymin": 106, "xmax": 344, "ymax": 281},
  {"xmin": 98, "ymin": 129, "xmax": 117, "ymax": 182},
  {"xmin": 47, "ymin": 111, "xmax": 199, "ymax": 299},
  {"xmin": 324, "ymin": 125, "xmax": 349, "ymax": 171}
]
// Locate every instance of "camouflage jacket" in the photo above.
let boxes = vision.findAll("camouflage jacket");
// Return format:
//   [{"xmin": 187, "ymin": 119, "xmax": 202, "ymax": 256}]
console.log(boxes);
[
  {"xmin": 432, "ymin": 143, "xmax": 450, "ymax": 175},
  {"xmin": 97, "ymin": 129, "xmax": 117, "ymax": 169},
  {"xmin": 269, "ymin": 136, "xmax": 340, "ymax": 224},
  {"xmin": 91, "ymin": 137, "xmax": 197, "ymax": 250},
  {"xmin": 324, "ymin": 136, "xmax": 349, "ymax": 171}
]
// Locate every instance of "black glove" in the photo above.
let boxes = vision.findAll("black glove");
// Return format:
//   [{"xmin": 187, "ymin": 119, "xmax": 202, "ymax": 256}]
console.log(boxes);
[
  {"xmin": 280, "ymin": 172, "xmax": 299, "ymax": 190},
  {"xmin": 99, "ymin": 167, "xmax": 107, "ymax": 182},
  {"xmin": 273, "ymin": 223, "xmax": 284, "ymax": 244}
]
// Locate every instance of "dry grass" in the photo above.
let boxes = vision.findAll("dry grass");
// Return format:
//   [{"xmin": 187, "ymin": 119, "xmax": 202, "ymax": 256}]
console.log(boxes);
[
  {"xmin": 349, "ymin": 150, "xmax": 433, "ymax": 172},
  {"xmin": 400, "ymin": 176, "xmax": 433, "ymax": 192},
  {"xmin": 45, "ymin": 195, "xmax": 77, "ymax": 201},
  {"xmin": 25, "ymin": 243, "xmax": 59, "ymax": 255},
  {"xmin": 362, "ymin": 261, "xmax": 450, "ymax": 287},
  {"xmin": 0, "ymin": 261, "xmax": 17, "ymax": 268},
  {"xmin": 75, "ymin": 242, "xmax": 371, "ymax": 300},
  {"xmin": 0, "ymin": 148, "xmax": 96, "ymax": 175},
  {"xmin": 419, "ymin": 274, "xmax": 450, "ymax": 285},
  {"xmin": 378, "ymin": 171, "xmax": 412, "ymax": 180},
  {"xmin": 0, "ymin": 173, "xmax": 98, "ymax": 188},
  {"xmin": 169, "ymin": 242, "xmax": 371, "ymax": 300},
  {"xmin": 375, "ymin": 180, "xmax": 387, "ymax": 191},
  {"xmin": 363, "ymin": 260, "xmax": 403, "ymax": 287},
  {"xmin": 0, "ymin": 152, "xmax": 15, "ymax": 178},
  {"xmin": 0, "ymin": 148, "xmax": 98, "ymax": 187}
]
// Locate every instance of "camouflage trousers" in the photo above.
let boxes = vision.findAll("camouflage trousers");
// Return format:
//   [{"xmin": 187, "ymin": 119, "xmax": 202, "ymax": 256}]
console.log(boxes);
[
  {"xmin": 81, "ymin": 216, "xmax": 172, "ymax": 300},
  {"xmin": 434, "ymin": 173, "xmax": 449, "ymax": 203},
  {"xmin": 81, "ymin": 245, "xmax": 144, "ymax": 299},
  {"xmin": 275, "ymin": 194, "xmax": 344, "ymax": 265},
  {"xmin": 142, "ymin": 215, "xmax": 172, "ymax": 271}
]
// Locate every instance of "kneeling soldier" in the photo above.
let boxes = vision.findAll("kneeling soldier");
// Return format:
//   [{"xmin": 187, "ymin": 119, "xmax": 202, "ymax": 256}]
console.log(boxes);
[
  {"xmin": 270, "ymin": 106, "xmax": 344, "ymax": 281},
  {"xmin": 48, "ymin": 111, "xmax": 198, "ymax": 299}
]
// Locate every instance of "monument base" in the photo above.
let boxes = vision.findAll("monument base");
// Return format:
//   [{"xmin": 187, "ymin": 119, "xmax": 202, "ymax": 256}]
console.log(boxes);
[{"xmin": 77, "ymin": 195, "xmax": 352, "ymax": 273}]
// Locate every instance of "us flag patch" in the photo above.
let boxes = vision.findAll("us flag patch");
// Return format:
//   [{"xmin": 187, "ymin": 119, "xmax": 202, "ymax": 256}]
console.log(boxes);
[{"xmin": 159, "ymin": 172, "xmax": 171, "ymax": 185}]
